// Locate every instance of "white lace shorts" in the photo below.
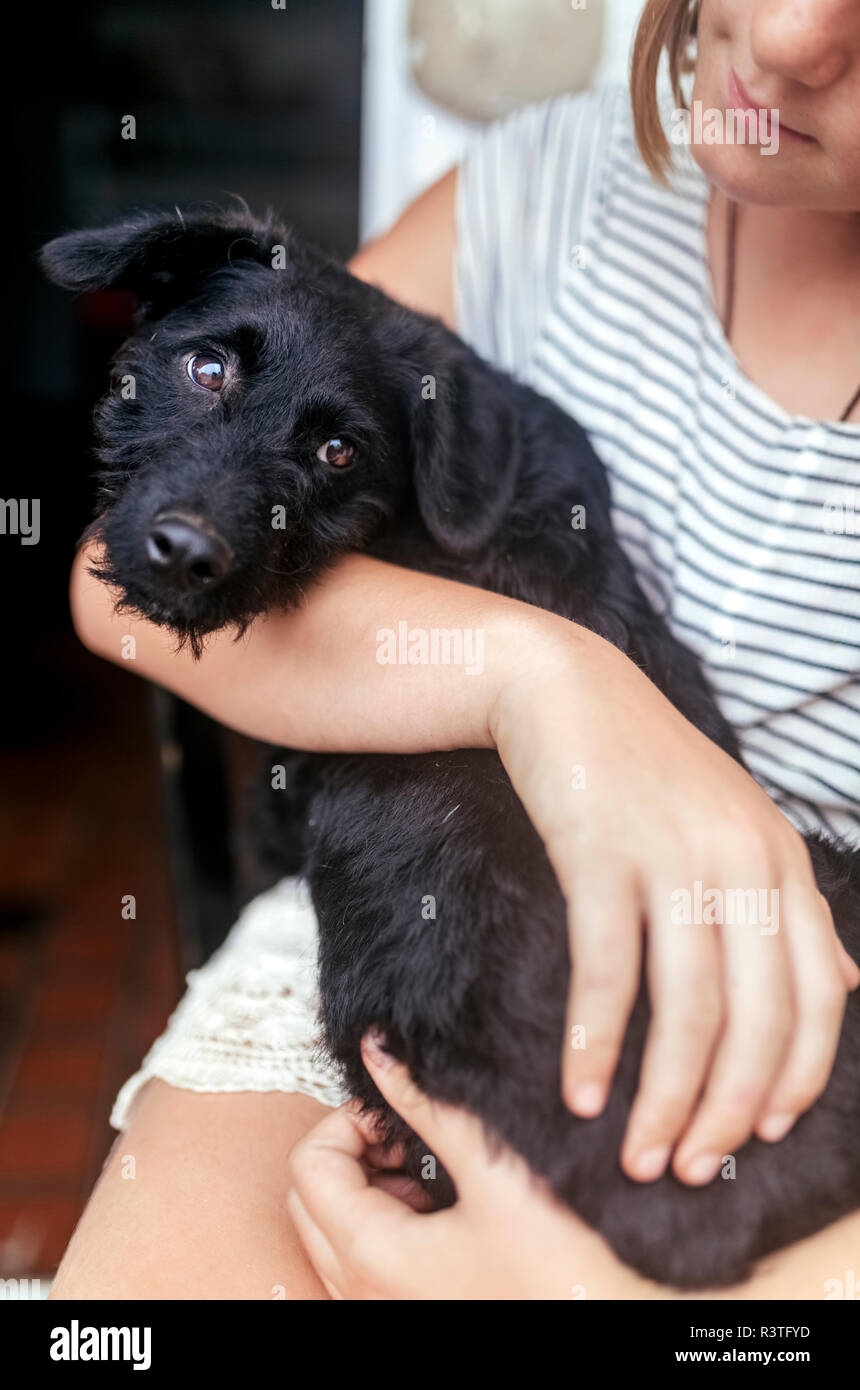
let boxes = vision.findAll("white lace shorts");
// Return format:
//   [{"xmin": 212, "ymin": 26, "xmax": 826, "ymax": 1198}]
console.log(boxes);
[{"xmin": 111, "ymin": 878, "xmax": 349, "ymax": 1130}]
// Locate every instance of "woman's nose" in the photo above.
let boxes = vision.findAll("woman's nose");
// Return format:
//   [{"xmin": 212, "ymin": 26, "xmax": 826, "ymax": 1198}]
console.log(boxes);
[{"xmin": 750, "ymin": 0, "xmax": 854, "ymax": 89}]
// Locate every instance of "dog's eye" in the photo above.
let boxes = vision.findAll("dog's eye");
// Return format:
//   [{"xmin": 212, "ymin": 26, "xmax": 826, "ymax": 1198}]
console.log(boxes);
[
  {"xmin": 316, "ymin": 438, "xmax": 355, "ymax": 468},
  {"xmin": 187, "ymin": 353, "xmax": 225, "ymax": 391}
]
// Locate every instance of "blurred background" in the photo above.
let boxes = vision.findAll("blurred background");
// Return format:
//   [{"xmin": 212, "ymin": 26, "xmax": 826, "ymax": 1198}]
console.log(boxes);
[{"xmin": 2, "ymin": 0, "xmax": 642, "ymax": 1291}]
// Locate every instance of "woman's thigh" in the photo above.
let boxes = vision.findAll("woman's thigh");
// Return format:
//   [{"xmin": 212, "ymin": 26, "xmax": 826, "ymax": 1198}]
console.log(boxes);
[{"xmin": 50, "ymin": 1080, "xmax": 331, "ymax": 1300}]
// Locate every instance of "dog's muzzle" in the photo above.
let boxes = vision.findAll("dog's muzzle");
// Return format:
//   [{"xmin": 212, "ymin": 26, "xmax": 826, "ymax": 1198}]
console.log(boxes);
[{"xmin": 145, "ymin": 511, "xmax": 234, "ymax": 593}]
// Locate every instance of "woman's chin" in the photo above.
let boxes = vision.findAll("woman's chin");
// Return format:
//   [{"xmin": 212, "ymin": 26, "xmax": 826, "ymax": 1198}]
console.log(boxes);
[{"xmin": 690, "ymin": 139, "xmax": 840, "ymax": 209}]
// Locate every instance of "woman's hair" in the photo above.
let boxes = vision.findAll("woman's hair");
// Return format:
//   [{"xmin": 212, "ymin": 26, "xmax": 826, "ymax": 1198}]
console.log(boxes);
[{"xmin": 631, "ymin": 0, "xmax": 699, "ymax": 180}]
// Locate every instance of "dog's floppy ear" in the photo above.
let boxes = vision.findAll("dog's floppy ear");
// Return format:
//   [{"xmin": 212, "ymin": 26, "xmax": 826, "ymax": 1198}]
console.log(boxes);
[
  {"xmin": 408, "ymin": 353, "xmax": 522, "ymax": 554},
  {"xmin": 40, "ymin": 207, "xmax": 277, "ymax": 314}
]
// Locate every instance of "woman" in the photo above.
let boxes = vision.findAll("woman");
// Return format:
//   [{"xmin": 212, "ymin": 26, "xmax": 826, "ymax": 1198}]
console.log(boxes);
[{"xmin": 52, "ymin": 0, "xmax": 859, "ymax": 1299}]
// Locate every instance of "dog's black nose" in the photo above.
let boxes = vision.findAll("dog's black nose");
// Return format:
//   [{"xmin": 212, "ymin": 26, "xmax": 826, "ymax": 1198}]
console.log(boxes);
[{"xmin": 146, "ymin": 515, "xmax": 233, "ymax": 592}]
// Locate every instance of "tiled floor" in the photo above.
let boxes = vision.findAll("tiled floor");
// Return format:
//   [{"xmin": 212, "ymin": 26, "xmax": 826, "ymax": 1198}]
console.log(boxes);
[{"xmin": 0, "ymin": 638, "xmax": 182, "ymax": 1279}]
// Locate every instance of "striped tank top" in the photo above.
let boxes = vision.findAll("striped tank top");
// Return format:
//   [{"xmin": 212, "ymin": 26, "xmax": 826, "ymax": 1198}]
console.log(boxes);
[{"xmin": 454, "ymin": 85, "xmax": 860, "ymax": 844}]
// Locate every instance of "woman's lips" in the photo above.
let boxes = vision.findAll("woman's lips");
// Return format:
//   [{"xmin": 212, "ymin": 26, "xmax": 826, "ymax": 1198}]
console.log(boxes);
[{"xmin": 727, "ymin": 67, "xmax": 815, "ymax": 144}]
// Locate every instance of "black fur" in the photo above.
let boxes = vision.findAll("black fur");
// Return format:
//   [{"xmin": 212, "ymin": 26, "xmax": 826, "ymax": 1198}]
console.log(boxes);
[{"xmin": 43, "ymin": 208, "xmax": 859, "ymax": 1289}]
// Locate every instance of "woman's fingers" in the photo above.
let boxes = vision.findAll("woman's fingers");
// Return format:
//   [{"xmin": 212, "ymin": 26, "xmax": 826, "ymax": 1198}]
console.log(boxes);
[
  {"xmin": 286, "ymin": 1101, "xmax": 410, "ymax": 1242},
  {"xmin": 286, "ymin": 1054, "xmax": 509, "ymax": 1297},
  {"xmin": 367, "ymin": 1170, "xmax": 435, "ymax": 1211},
  {"xmin": 360, "ymin": 1032, "xmax": 515, "ymax": 1201},
  {"xmin": 286, "ymin": 1190, "xmax": 347, "ymax": 1299},
  {"xmin": 288, "ymin": 1036, "xmax": 518, "ymax": 1295},
  {"xmin": 672, "ymin": 886, "xmax": 795, "ymax": 1183},
  {"xmin": 837, "ymin": 936, "xmax": 860, "ymax": 989},
  {"xmin": 286, "ymin": 1101, "xmax": 424, "ymax": 1296},
  {"xmin": 559, "ymin": 866, "xmax": 642, "ymax": 1116},
  {"xmin": 364, "ymin": 1138, "xmax": 408, "ymax": 1170},
  {"xmin": 620, "ymin": 890, "xmax": 723, "ymax": 1181},
  {"xmin": 755, "ymin": 879, "xmax": 848, "ymax": 1140}
]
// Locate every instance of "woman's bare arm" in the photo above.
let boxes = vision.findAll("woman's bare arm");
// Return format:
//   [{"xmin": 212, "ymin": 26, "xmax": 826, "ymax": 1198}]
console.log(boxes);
[
  {"xmin": 348, "ymin": 168, "xmax": 457, "ymax": 325},
  {"xmin": 70, "ymin": 544, "xmax": 575, "ymax": 752}
]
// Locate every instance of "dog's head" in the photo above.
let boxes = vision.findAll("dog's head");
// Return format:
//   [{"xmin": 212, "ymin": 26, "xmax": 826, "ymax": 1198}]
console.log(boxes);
[{"xmin": 41, "ymin": 207, "xmax": 520, "ymax": 652}]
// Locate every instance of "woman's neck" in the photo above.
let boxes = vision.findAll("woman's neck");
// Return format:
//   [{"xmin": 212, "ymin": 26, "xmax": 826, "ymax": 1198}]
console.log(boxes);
[{"xmin": 707, "ymin": 190, "xmax": 860, "ymax": 423}]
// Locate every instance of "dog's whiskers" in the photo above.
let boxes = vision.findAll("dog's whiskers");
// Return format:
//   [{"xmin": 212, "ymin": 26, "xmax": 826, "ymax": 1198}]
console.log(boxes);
[{"xmin": 260, "ymin": 562, "xmax": 312, "ymax": 581}]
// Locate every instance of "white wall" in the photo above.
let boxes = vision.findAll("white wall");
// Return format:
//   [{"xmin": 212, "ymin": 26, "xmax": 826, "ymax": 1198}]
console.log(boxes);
[
  {"xmin": 595, "ymin": 0, "xmax": 648, "ymax": 86},
  {"xmin": 359, "ymin": 0, "xmax": 645, "ymax": 241}
]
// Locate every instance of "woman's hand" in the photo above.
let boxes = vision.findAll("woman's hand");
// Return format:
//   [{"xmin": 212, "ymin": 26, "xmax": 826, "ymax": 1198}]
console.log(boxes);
[
  {"xmin": 490, "ymin": 639, "xmax": 860, "ymax": 1187},
  {"xmin": 285, "ymin": 1035, "xmax": 647, "ymax": 1300}
]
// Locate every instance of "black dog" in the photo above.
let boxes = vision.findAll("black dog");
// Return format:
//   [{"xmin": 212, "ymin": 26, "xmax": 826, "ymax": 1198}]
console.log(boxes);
[{"xmin": 42, "ymin": 208, "xmax": 860, "ymax": 1289}]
